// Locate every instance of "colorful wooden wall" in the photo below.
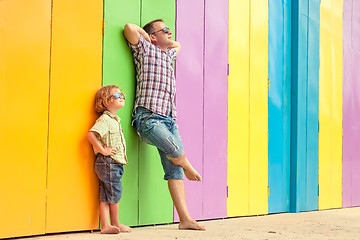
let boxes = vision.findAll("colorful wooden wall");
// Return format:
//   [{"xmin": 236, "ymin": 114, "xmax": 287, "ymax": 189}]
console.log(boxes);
[{"xmin": 1, "ymin": 0, "xmax": 359, "ymax": 238}]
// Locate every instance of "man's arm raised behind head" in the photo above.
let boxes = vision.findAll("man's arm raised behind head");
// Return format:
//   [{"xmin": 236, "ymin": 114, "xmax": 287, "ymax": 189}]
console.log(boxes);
[{"xmin": 124, "ymin": 23, "xmax": 151, "ymax": 45}]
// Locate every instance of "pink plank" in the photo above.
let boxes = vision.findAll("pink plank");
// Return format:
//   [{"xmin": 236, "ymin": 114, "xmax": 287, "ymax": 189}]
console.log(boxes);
[
  {"xmin": 343, "ymin": 0, "xmax": 360, "ymax": 207},
  {"xmin": 202, "ymin": 0, "xmax": 228, "ymax": 219},
  {"xmin": 342, "ymin": 0, "xmax": 352, "ymax": 208},
  {"xmin": 175, "ymin": 0, "xmax": 205, "ymax": 220}
]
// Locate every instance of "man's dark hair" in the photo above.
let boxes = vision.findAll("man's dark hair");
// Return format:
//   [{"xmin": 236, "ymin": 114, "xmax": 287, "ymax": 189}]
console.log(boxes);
[{"xmin": 143, "ymin": 19, "xmax": 164, "ymax": 34}]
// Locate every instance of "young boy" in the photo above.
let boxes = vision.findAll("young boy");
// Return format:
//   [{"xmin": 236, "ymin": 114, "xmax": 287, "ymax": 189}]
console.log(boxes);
[{"xmin": 87, "ymin": 85, "xmax": 131, "ymax": 234}]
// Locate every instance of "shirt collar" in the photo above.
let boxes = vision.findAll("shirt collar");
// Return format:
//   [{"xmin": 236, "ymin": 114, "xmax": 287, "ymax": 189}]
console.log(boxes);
[{"xmin": 104, "ymin": 110, "xmax": 121, "ymax": 122}]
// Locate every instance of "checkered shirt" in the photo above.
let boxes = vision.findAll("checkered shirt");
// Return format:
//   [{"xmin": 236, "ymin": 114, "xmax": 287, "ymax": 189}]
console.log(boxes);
[
  {"xmin": 89, "ymin": 110, "xmax": 128, "ymax": 165},
  {"xmin": 128, "ymin": 35, "xmax": 177, "ymax": 118}
]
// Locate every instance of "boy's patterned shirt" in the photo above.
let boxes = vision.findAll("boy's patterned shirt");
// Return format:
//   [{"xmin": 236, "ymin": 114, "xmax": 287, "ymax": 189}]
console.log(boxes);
[
  {"xmin": 128, "ymin": 35, "xmax": 177, "ymax": 118},
  {"xmin": 89, "ymin": 110, "xmax": 127, "ymax": 165}
]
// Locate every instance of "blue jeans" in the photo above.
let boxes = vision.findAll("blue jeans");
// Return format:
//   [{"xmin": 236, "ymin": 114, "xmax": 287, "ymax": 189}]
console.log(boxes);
[
  {"xmin": 94, "ymin": 154, "xmax": 124, "ymax": 204},
  {"xmin": 133, "ymin": 107, "xmax": 184, "ymax": 180}
]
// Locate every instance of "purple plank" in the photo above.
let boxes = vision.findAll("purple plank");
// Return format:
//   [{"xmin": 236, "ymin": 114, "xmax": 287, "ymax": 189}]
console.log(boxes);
[
  {"xmin": 202, "ymin": 0, "xmax": 228, "ymax": 219},
  {"xmin": 175, "ymin": 0, "xmax": 205, "ymax": 221},
  {"xmin": 342, "ymin": 0, "xmax": 352, "ymax": 207},
  {"xmin": 343, "ymin": 0, "xmax": 360, "ymax": 207},
  {"xmin": 352, "ymin": 54, "xmax": 360, "ymax": 206},
  {"xmin": 351, "ymin": 0, "xmax": 360, "ymax": 204}
]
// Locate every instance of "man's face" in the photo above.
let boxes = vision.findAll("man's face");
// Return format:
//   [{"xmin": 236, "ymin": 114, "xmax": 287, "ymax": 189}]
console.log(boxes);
[{"xmin": 150, "ymin": 21, "xmax": 173, "ymax": 49}]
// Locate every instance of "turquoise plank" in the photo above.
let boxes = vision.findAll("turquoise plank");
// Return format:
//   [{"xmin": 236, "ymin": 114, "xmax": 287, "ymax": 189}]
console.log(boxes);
[
  {"xmin": 268, "ymin": 0, "xmax": 291, "ymax": 213},
  {"xmin": 306, "ymin": 0, "xmax": 320, "ymax": 210},
  {"xmin": 290, "ymin": 0, "xmax": 319, "ymax": 213}
]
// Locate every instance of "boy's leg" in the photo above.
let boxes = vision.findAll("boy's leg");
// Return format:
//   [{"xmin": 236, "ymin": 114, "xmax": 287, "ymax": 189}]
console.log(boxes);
[
  {"xmin": 99, "ymin": 202, "xmax": 120, "ymax": 234},
  {"xmin": 168, "ymin": 179, "xmax": 206, "ymax": 230},
  {"xmin": 109, "ymin": 203, "xmax": 132, "ymax": 232}
]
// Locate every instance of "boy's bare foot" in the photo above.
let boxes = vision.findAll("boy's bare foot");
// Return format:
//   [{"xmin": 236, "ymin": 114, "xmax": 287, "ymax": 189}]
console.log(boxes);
[
  {"xmin": 100, "ymin": 225, "xmax": 120, "ymax": 234},
  {"xmin": 179, "ymin": 219, "xmax": 206, "ymax": 231},
  {"xmin": 184, "ymin": 167, "xmax": 202, "ymax": 181},
  {"xmin": 113, "ymin": 223, "xmax": 132, "ymax": 233}
]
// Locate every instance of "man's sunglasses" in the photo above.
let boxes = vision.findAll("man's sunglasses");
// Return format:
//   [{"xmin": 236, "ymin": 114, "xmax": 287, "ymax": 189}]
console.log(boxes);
[
  {"xmin": 112, "ymin": 92, "xmax": 125, "ymax": 100},
  {"xmin": 151, "ymin": 27, "xmax": 170, "ymax": 35}
]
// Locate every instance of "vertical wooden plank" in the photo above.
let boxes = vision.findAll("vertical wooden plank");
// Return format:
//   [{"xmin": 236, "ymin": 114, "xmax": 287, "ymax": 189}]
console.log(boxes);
[
  {"xmin": 202, "ymin": 0, "xmax": 228, "ymax": 219},
  {"xmin": 350, "ymin": 0, "xmax": 360, "ymax": 207},
  {"xmin": 330, "ymin": 0, "xmax": 343, "ymax": 209},
  {"xmin": 306, "ymin": 0, "xmax": 320, "ymax": 211},
  {"xmin": 319, "ymin": 0, "xmax": 343, "ymax": 210},
  {"xmin": 343, "ymin": 0, "xmax": 360, "ymax": 207},
  {"xmin": 175, "ymin": 0, "xmax": 204, "ymax": 221},
  {"xmin": 291, "ymin": 0, "xmax": 320, "ymax": 212},
  {"xmin": 342, "ymin": 0, "xmax": 352, "ymax": 208},
  {"xmin": 138, "ymin": 0, "xmax": 176, "ymax": 225},
  {"xmin": 46, "ymin": 0, "xmax": 102, "ymax": 233},
  {"xmin": 227, "ymin": 0, "xmax": 251, "ymax": 217},
  {"xmin": 103, "ymin": 0, "xmax": 140, "ymax": 226},
  {"xmin": 248, "ymin": 0, "xmax": 269, "ymax": 215},
  {"xmin": 0, "ymin": 0, "xmax": 51, "ymax": 238},
  {"xmin": 268, "ymin": 0, "xmax": 291, "ymax": 214},
  {"xmin": 291, "ymin": 0, "xmax": 308, "ymax": 212},
  {"xmin": 319, "ymin": 0, "xmax": 333, "ymax": 210}
]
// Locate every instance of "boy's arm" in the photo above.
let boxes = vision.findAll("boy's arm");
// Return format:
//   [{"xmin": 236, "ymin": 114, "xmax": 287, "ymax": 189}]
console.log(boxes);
[
  {"xmin": 124, "ymin": 23, "xmax": 151, "ymax": 45},
  {"xmin": 170, "ymin": 41, "xmax": 181, "ymax": 55},
  {"xmin": 87, "ymin": 131, "xmax": 116, "ymax": 156}
]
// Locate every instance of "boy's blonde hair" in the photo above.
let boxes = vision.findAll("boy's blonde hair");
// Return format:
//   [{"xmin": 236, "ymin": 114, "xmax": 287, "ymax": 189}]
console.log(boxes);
[{"xmin": 94, "ymin": 85, "xmax": 120, "ymax": 113}]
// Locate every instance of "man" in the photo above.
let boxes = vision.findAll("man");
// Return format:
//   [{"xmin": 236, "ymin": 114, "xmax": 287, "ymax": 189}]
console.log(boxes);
[{"xmin": 124, "ymin": 19, "xmax": 205, "ymax": 231}]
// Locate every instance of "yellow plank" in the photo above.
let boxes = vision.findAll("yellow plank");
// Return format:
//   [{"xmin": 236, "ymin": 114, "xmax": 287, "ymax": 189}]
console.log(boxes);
[
  {"xmin": 46, "ymin": 0, "xmax": 102, "ymax": 233},
  {"xmin": 249, "ymin": 0, "xmax": 268, "ymax": 215},
  {"xmin": 330, "ymin": 0, "xmax": 343, "ymax": 209},
  {"xmin": 227, "ymin": 0, "xmax": 250, "ymax": 217},
  {"xmin": 0, "ymin": 0, "xmax": 51, "ymax": 238},
  {"xmin": 318, "ymin": 0, "xmax": 343, "ymax": 210}
]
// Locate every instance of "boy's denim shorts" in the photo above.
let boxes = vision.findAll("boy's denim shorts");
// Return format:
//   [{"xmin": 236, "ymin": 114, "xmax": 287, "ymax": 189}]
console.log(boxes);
[
  {"xmin": 94, "ymin": 154, "xmax": 124, "ymax": 204},
  {"xmin": 133, "ymin": 107, "xmax": 184, "ymax": 180}
]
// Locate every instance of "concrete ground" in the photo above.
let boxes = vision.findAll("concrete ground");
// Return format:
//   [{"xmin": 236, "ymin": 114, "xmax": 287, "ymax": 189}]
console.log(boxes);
[{"xmin": 21, "ymin": 207, "xmax": 360, "ymax": 240}]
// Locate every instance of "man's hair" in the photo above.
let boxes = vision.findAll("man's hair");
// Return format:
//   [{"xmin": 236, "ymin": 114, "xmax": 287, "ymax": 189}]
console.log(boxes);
[
  {"xmin": 94, "ymin": 85, "xmax": 119, "ymax": 113},
  {"xmin": 143, "ymin": 19, "xmax": 164, "ymax": 34}
]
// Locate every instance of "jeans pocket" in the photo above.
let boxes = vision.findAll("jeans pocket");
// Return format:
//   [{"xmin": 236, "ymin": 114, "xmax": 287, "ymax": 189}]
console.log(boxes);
[{"xmin": 94, "ymin": 162, "xmax": 107, "ymax": 181}]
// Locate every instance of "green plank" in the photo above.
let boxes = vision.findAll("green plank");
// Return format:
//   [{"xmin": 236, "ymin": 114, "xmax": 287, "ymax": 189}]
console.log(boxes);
[
  {"xmin": 138, "ymin": 0, "xmax": 176, "ymax": 225},
  {"xmin": 103, "ymin": 0, "xmax": 140, "ymax": 227}
]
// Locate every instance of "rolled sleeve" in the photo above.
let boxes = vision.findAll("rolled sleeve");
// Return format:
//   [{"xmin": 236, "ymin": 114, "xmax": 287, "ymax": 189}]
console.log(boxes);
[{"xmin": 90, "ymin": 118, "xmax": 108, "ymax": 138}]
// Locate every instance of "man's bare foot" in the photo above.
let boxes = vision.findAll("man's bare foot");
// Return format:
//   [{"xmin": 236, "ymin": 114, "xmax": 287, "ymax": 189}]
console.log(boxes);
[
  {"xmin": 113, "ymin": 223, "xmax": 132, "ymax": 233},
  {"xmin": 184, "ymin": 167, "xmax": 202, "ymax": 181},
  {"xmin": 100, "ymin": 225, "xmax": 120, "ymax": 234},
  {"xmin": 179, "ymin": 219, "xmax": 206, "ymax": 231}
]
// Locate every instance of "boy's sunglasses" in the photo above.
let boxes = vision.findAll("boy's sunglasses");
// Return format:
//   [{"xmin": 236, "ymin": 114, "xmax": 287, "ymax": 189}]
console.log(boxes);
[
  {"xmin": 151, "ymin": 27, "xmax": 170, "ymax": 35},
  {"xmin": 112, "ymin": 92, "xmax": 125, "ymax": 100}
]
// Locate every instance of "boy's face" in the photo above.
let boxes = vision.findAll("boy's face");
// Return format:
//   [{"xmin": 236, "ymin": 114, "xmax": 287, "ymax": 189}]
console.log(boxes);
[{"xmin": 108, "ymin": 88, "xmax": 125, "ymax": 110}]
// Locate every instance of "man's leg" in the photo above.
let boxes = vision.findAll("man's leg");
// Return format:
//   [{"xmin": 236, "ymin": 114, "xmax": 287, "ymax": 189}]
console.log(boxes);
[
  {"xmin": 168, "ymin": 179, "xmax": 206, "ymax": 230},
  {"xmin": 167, "ymin": 154, "xmax": 202, "ymax": 181}
]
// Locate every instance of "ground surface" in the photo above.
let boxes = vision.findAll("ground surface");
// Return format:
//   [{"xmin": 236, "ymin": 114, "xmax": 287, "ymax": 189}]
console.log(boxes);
[{"xmin": 19, "ymin": 207, "xmax": 360, "ymax": 240}]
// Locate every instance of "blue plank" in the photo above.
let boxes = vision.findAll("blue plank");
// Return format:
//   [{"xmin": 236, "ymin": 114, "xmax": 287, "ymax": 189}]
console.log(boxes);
[
  {"xmin": 305, "ymin": 0, "xmax": 320, "ymax": 211},
  {"xmin": 283, "ymin": 0, "xmax": 292, "ymax": 211},
  {"xmin": 290, "ymin": 0, "xmax": 299, "ymax": 213},
  {"xmin": 290, "ymin": 0, "xmax": 320, "ymax": 213},
  {"xmin": 268, "ymin": 0, "xmax": 291, "ymax": 213}
]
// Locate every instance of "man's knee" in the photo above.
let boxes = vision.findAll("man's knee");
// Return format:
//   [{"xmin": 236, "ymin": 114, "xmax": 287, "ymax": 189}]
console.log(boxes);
[{"xmin": 167, "ymin": 153, "xmax": 185, "ymax": 165}]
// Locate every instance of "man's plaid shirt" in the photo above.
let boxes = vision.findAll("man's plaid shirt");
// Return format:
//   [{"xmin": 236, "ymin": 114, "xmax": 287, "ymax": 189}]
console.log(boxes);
[{"xmin": 128, "ymin": 35, "xmax": 177, "ymax": 118}]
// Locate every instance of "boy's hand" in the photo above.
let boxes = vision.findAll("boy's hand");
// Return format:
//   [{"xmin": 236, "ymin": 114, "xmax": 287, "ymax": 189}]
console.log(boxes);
[{"xmin": 102, "ymin": 146, "xmax": 117, "ymax": 156}]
